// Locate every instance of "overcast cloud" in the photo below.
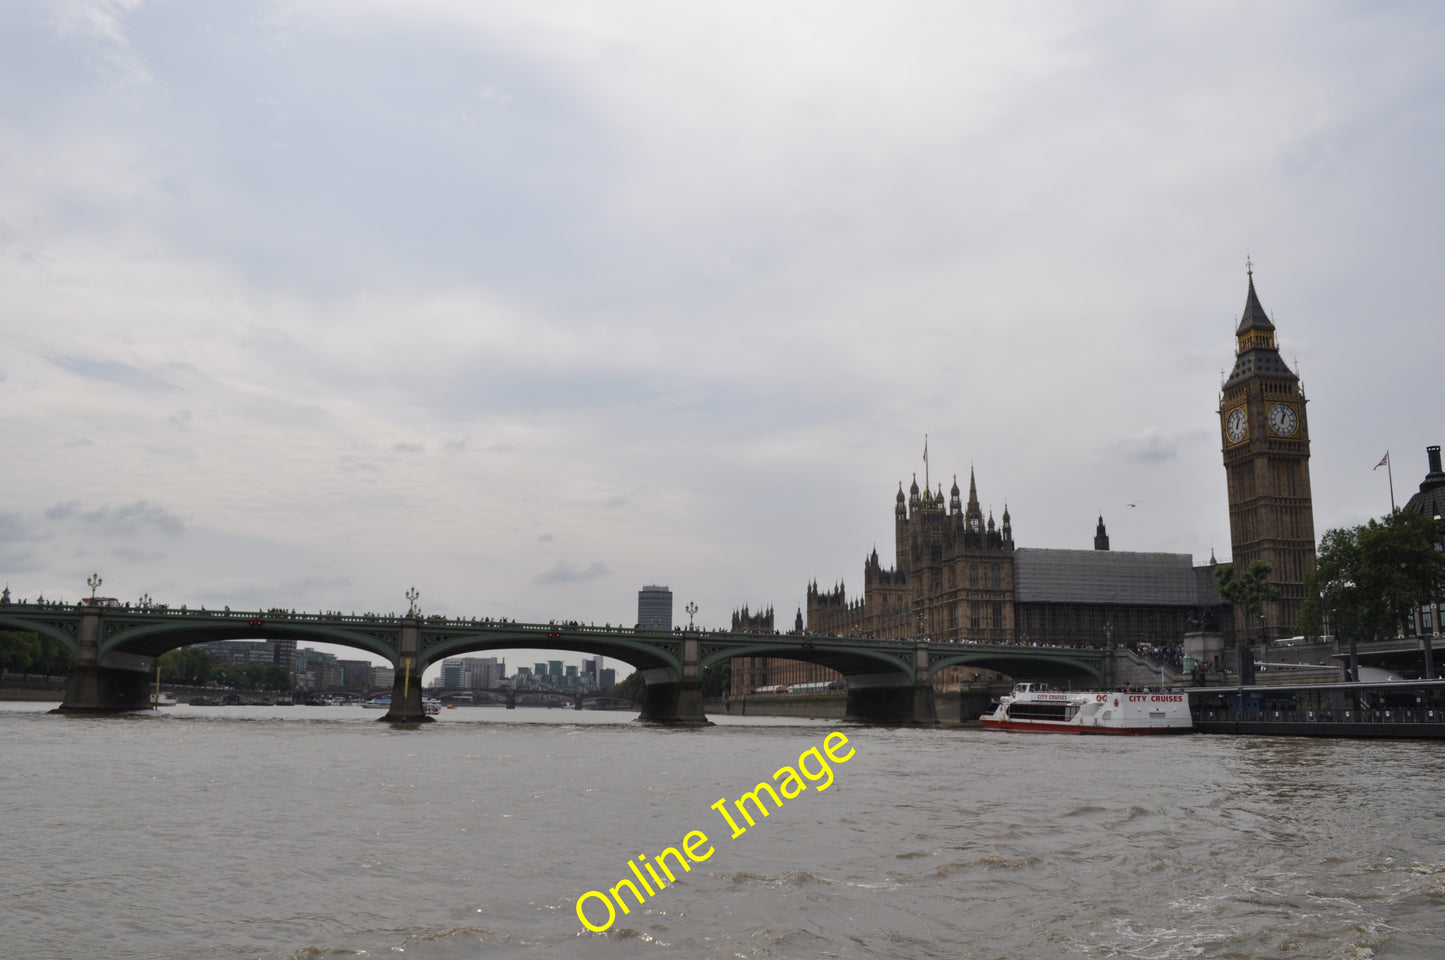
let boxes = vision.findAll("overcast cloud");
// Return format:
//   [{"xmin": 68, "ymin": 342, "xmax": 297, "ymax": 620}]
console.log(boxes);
[{"xmin": 2, "ymin": 1, "xmax": 1442, "ymax": 670}]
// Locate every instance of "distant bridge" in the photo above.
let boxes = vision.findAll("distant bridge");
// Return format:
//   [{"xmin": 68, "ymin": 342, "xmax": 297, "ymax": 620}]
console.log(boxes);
[{"xmin": 0, "ymin": 603, "xmax": 1165, "ymax": 724}]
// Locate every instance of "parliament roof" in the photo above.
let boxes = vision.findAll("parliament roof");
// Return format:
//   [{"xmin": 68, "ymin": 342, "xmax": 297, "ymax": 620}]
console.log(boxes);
[{"xmin": 1014, "ymin": 548, "xmax": 1202, "ymax": 605}]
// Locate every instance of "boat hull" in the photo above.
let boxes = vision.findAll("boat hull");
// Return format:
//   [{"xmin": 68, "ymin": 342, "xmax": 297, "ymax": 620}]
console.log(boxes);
[{"xmin": 980, "ymin": 716, "xmax": 1191, "ymax": 735}]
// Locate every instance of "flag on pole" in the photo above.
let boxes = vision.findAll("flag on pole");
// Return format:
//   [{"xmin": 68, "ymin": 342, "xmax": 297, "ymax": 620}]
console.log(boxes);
[
  {"xmin": 922, "ymin": 435, "xmax": 928, "ymax": 464},
  {"xmin": 1374, "ymin": 452, "xmax": 1389, "ymax": 470}
]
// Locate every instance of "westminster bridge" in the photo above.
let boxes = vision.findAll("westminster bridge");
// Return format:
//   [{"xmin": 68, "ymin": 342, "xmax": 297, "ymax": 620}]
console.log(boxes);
[{"xmin": 0, "ymin": 603, "xmax": 1169, "ymax": 724}]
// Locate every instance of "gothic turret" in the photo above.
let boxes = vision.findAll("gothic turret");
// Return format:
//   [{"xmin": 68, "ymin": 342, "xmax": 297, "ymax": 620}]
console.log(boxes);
[
  {"xmin": 964, "ymin": 467, "xmax": 983, "ymax": 533},
  {"xmin": 1094, "ymin": 514, "xmax": 1110, "ymax": 551}
]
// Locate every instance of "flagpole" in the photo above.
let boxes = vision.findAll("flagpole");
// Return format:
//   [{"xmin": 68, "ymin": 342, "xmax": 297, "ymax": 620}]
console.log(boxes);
[
  {"xmin": 1388, "ymin": 453, "xmax": 1396, "ymax": 512},
  {"xmin": 1375, "ymin": 452, "xmax": 1396, "ymax": 513}
]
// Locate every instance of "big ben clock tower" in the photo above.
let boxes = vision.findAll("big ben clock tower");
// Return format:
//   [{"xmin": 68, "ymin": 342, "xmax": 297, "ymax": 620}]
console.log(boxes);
[{"xmin": 1219, "ymin": 263, "xmax": 1316, "ymax": 639}]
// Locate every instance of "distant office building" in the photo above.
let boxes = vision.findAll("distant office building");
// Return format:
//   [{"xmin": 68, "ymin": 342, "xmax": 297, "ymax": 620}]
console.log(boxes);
[
  {"xmin": 599, "ymin": 668, "xmax": 616, "ymax": 688},
  {"xmin": 372, "ymin": 666, "xmax": 394, "ymax": 688},
  {"xmin": 198, "ymin": 639, "xmax": 280, "ymax": 665},
  {"xmin": 463, "ymin": 657, "xmax": 505, "ymax": 688},
  {"xmin": 442, "ymin": 656, "xmax": 505, "ymax": 688},
  {"xmin": 548, "ymin": 660, "xmax": 563, "ymax": 678},
  {"xmin": 638, "ymin": 585, "xmax": 673, "ymax": 630},
  {"xmin": 337, "ymin": 660, "xmax": 374, "ymax": 690},
  {"xmin": 294, "ymin": 646, "xmax": 336, "ymax": 672},
  {"xmin": 442, "ymin": 659, "xmax": 465, "ymax": 689},
  {"xmin": 271, "ymin": 639, "xmax": 296, "ymax": 671},
  {"xmin": 307, "ymin": 659, "xmax": 342, "ymax": 689}
]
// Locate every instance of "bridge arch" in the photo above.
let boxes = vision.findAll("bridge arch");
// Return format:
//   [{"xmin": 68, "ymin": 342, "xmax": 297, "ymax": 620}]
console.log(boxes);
[
  {"xmin": 0, "ymin": 610, "xmax": 82, "ymax": 656},
  {"xmin": 926, "ymin": 648, "xmax": 1106, "ymax": 686},
  {"xmin": 416, "ymin": 627, "xmax": 681, "ymax": 677},
  {"xmin": 698, "ymin": 640, "xmax": 915, "ymax": 685},
  {"xmin": 95, "ymin": 616, "xmax": 403, "ymax": 666}
]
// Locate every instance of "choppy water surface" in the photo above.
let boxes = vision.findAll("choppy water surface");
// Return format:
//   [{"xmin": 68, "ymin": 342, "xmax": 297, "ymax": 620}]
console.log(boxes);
[{"xmin": 2, "ymin": 702, "xmax": 1441, "ymax": 959}]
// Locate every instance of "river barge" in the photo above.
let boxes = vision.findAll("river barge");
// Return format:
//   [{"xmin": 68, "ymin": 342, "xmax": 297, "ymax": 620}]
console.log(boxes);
[{"xmin": 1185, "ymin": 679, "xmax": 1445, "ymax": 739}]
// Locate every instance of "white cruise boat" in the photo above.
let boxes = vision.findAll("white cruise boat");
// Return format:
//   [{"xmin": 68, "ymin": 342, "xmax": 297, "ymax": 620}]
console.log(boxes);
[{"xmin": 980, "ymin": 682, "xmax": 1192, "ymax": 735}]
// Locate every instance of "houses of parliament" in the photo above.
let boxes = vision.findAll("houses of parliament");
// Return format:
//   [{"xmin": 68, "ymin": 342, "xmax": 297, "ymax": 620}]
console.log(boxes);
[{"xmin": 732, "ymin": 269, "xmax": 1320, "ymax": 692}]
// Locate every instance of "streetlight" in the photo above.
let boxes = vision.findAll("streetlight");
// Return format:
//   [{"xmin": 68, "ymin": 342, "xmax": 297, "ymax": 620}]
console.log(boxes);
[
  {"xmin": 86, "ymin": 572, "xmax": 102, "ymax": 603},
  {"xmin": 405, "ymin": 586, "xmax": 420, "ymax": 618},
  {"xmin": 685, "ymin": 601, "xmax": 697, "ymax": 629}
]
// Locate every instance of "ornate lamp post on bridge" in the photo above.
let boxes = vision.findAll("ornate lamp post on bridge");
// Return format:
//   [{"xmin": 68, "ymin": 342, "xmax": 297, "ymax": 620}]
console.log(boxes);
[
  {"xmin": 86, "ymin": 572, "xmax": 102, "ymax": 603},
  {"xmin": 685, "ymin": 601, "xmax": 698, "ymax": 629},
  {"xmin": 406, "ymin": 586, "xmax": 420, "ymax": 618}
]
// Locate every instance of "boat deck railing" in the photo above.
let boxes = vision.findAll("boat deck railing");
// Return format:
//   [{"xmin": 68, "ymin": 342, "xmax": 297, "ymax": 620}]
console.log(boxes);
[{"xmin": 1195, "ymin": 707, "xmax": 1445, "ymax": 725}]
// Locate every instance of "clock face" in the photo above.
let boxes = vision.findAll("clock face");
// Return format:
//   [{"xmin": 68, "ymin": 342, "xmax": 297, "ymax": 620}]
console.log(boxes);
[
  {"xmin": 1225, "ymin": 408, "xmax": 1247, "ymax": 443},
  {"xmin": 1268, "ymin": 403, "xmax": 1298, "ymax": 437}
]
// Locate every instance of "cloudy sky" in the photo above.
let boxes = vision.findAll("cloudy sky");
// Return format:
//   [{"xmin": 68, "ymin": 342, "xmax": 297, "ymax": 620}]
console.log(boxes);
[{"xmin": 2, "ymin": 1, "xmax": 1442, "ymax": 669}]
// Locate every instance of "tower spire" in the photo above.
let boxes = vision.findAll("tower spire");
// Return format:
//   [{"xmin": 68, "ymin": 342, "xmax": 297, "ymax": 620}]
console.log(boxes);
[
  {"xmin": 1237, "ymin": 259, "xmax": 1275, "ymax": 335},
  {"xmin": 964, "ymin": 466, "xmax": 983, "ymax": 532}
]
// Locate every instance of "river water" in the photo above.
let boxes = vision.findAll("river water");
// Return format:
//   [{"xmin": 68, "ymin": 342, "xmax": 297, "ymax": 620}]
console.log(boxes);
[{"xmin": 2, "ymin": 701, "xmax": 1440, "ymax": 960}]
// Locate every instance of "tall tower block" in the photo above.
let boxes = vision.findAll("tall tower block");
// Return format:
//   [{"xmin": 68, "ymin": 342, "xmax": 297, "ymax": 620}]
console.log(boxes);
[{"xmin": 1218, "ymin": 266, "xmax": 1316, "ymax": 638}]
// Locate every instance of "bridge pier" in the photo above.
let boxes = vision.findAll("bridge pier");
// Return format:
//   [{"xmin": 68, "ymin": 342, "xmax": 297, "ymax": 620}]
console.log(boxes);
[
  {"xmin": 636, "ymin": 631, "xmax": 711, "ymax": 725},
  {"xmin": 844, "ymin": 643, "xmax": 938, "ymax": 724},
  {"xmin": 845, "ymin": 683, "xmax": 937, "ymax": 724},
  {"xmin": 57, "ymin": 662, "xmax": 154, "ymax": 713},
  {"xmin": 637, "ymin": 674, "xmax": 709, "ymax": 724},
  {"xmin": 380, "ymin": 618, "xmax": 433, "ymax": 724},
  {"xmin": 55, "ymin": 608, "xmax": 153, "ymax": 713}
]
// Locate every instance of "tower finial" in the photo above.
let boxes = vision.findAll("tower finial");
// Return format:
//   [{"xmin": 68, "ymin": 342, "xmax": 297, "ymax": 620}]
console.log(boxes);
[{"xmin": 1245, "ymin": 253, "xmax": 1253, "ymax": 279}]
